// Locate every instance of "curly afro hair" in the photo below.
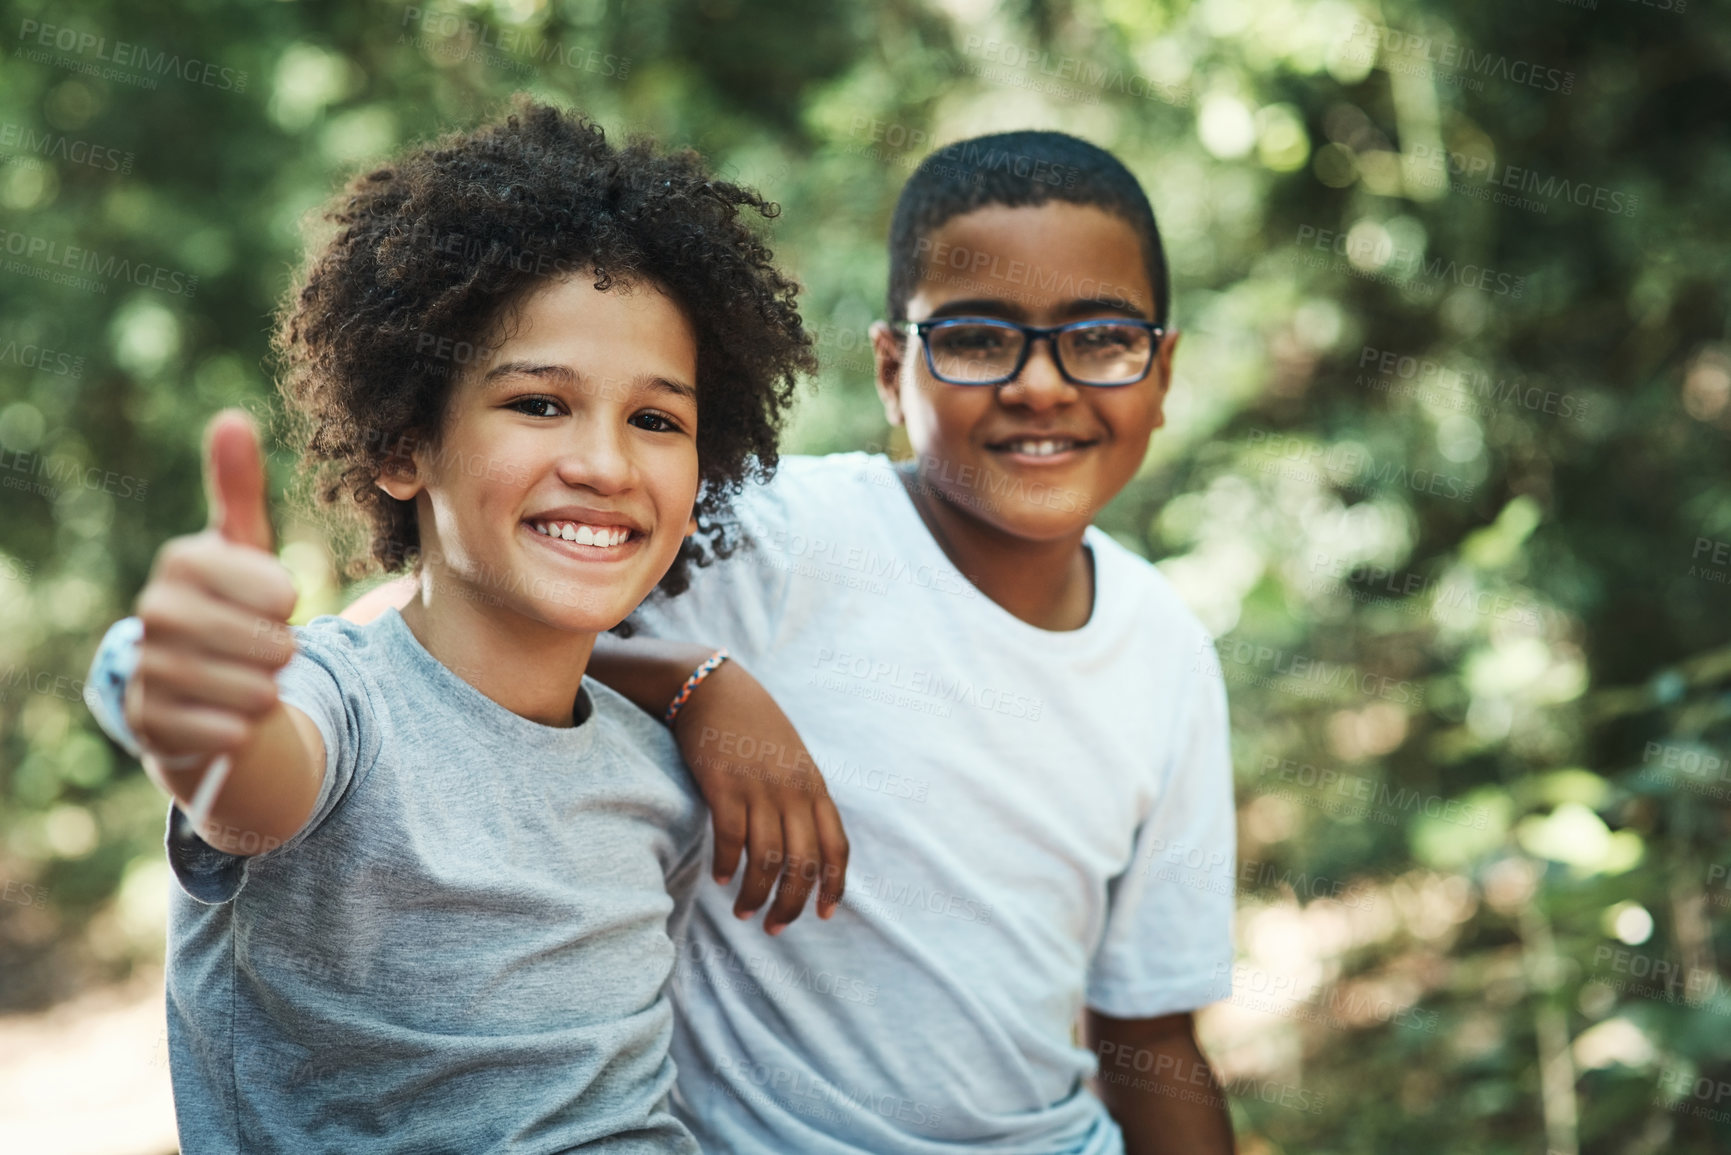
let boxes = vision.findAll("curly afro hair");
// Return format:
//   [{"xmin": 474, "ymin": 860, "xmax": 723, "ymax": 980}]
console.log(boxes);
[{"xmin": 275, "ymin": 96, "xmax": 815, "ymax": 598}]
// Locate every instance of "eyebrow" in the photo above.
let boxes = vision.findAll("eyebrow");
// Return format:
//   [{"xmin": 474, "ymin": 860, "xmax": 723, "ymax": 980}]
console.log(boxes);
[
  {"xmin": 925, "ymin": 296, "xmax": 1152, "ymax": 323},
  {"xmin": 483, "ymin": 361, "xmax": 697, "ymax": 403}
]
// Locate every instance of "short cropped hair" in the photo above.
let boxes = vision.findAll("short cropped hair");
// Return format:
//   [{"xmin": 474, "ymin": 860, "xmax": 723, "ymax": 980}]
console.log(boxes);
[
  {"xmin": 275, "ymin": 97, "xmax": 815, "ymax": 597},
  {"xmin": 885, "ymin": 130, "xmax": 1169, "ymax": 327}
]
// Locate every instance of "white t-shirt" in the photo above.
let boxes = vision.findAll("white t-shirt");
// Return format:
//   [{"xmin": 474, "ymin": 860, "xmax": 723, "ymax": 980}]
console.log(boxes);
[{"xmin": 633, "ymin": 452, "xmax": 1235, "ymax": 1155}]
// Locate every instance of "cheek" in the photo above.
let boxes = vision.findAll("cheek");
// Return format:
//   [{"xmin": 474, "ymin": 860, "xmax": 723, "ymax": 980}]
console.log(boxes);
[
  {"xmin": 1097, "ymin": 392, "xmax": 1160, "ymax": 439},
  {"xmin": 426, "ymin": 434, "xmax": 540, "ymax": 516},
  {"xmin": 649, "ymin": 444, "xmax": 702, "ymax": 520},
  {"xmin": 909, "ymin": 376, "xmax": 985, "ymax": 439}
]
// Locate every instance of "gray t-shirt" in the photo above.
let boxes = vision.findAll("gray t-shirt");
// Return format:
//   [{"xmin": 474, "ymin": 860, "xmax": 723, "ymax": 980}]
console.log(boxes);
[{"xmin": 162, "ymin": 608, "xmax": 706, "ymax": 1154}]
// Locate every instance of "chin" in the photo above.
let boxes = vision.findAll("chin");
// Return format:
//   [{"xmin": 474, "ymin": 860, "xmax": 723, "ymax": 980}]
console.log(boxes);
[{"xmin": 998, "ymin": 508, "xmax": 1096, "ymax": 543}]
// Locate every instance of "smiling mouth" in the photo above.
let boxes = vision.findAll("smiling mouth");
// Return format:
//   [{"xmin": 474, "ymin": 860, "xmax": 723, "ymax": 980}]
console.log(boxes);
[
  {"xmin": 527, "ymin": 519, "xmax": 637, "ymax": 548},
  {"xmin": 986, "ymin": 436, "xmax": 1099, "ymax": 457}
]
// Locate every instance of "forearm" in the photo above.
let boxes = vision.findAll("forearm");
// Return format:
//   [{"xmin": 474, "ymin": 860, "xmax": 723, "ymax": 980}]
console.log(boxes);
[
  {"xmin": 587, "ymin": 633, "xmax": 719, "ymax": 722},
  {"xmin": 1088, "ymin": 1012, "xmax": 1236, "ymax": 1155}
]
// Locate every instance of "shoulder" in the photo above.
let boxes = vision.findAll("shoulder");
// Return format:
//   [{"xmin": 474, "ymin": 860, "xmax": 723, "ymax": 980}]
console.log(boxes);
[
  {"xmin": 275, "ymin": 614, "xmax": 398, "ymax": 725},
  {"xmin": 737, "ymin": 452, "xmax": 902, "ymax": 526},
  {"xmin": 1086, "ymin": 529, "xmax": 1215, "ymax": 655},
  {"xmin": 764, "ymin": 451, "xmax": 889, "ymax": 488},
  {"xmin": 286, "ymin": 614, "xmax": 377, "ymax": 677}
]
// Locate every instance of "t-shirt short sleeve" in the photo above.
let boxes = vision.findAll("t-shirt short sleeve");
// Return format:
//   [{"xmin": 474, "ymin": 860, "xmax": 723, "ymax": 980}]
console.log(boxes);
[
  {"xmin": 166, "ymin": 625, "xmax": 380, "ymax": 906},
  {"xmin": 1085, "ymin": 642, "xmax": 1236, "ymax": 1018},
  {"xmin": 630, "ymin": 462, "xmax": 798, "ymax": 656}
]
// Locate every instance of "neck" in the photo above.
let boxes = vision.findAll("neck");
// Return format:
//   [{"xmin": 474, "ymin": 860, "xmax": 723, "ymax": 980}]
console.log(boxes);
[
  {"xmin": 899, "ymin": 463, "xmax": 1095, "ymax": 631},
  {"xmin": 397, "ymin": 567, "xmax": 596, "ymax": 728}
]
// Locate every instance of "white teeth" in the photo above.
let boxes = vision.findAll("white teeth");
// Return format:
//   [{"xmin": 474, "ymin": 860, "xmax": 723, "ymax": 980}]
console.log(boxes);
[
  {"xmin": 529, "ymin": 520, "xmax": 633, "ymax": 547},
  {"xmin": 1006, "ymin": 439, "xmax": 1073, "ymax": 456}
]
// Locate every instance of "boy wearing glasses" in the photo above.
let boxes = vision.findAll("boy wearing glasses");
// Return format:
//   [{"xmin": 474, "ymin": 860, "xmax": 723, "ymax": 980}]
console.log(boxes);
[{"xmin": 611, "ymin": 130, "xmax": 1238, "ymax": 1153}]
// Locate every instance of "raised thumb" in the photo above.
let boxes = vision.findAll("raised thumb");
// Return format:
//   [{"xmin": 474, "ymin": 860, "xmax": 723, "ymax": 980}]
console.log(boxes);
[{"xmin": 204, "ymin": 409, "xmax": 275, "ymax": 553}]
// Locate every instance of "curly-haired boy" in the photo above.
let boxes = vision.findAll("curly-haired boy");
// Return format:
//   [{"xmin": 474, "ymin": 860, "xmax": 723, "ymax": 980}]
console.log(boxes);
[{"xmin": 82, "ymin": 99, "xmax": 845, "ymax": 1153}]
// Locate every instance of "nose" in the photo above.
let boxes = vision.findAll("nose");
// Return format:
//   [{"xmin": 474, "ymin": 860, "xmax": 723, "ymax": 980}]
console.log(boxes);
[
  {"xmin": 997, "ymin": 335, "xmax": 1077, "ymax": 411},
  {"xmin": 554, "ymin": 418, "xmax": 634, "ymax": 495}
]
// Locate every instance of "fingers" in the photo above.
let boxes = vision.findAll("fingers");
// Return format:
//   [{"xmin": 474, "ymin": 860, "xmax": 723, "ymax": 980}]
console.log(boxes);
[
  {"xmin": 762, "ymin": 812, "xmax": 821, "ymax": 936},
  {"xmin": 814, "ymin": 795, "xmax": 850, "ymax": 919},
  {"xmin": 732, "ymin": 807, "xmax": 784, "ymax": 922},
  {"xmin": 131, "ymin": 694, "xmax": 252, "ymax": 759},
  {"xmin": 138, "ymin": 579, "xmax": 295, "ymax": 669},
  {"xmin": 135, "ymin": 646, "xmax": 280, "ymax": 716},
  {"xmin": 204, "ymin": 409, "xmax": 275, "ymax": 553},
  {"xmin": 155, "ymin": 534, "xmax": 297, "ymax": 623},
  {"xmin": 710, "ymin": 797, "xmax": 748, "ymax": 886}
]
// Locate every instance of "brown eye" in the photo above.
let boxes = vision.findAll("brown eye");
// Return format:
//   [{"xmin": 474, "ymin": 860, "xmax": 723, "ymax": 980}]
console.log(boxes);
[
  {"xmin": 631, "ymin": 411, "xmax": 682, "ymax": 433},
  {"xmin": 508, "ymin": 396, "xmax": 563, "ymax": 418}
]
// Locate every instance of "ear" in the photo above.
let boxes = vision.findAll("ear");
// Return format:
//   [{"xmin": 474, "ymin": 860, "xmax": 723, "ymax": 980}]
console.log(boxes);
[
  {"xmin": 1146, "ymin": 328, "xmax": 1182, "ymax": 432},
  {"xmin": 686, "ymin": 513, "xmax": 699, "ymax": 538},
  {"xmin": 374, "ymin": 443, "xmax": 425, "ymax": 503},
  {"xmin": 870, "ymin": 321, "xmax": 907, "ymax": 427}
]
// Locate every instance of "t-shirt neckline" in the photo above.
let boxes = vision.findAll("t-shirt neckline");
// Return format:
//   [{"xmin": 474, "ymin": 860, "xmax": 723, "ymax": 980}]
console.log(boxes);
[
  {"xmin": 372, "ymin": 607, "xmax": 600, "ymax": 751},
  {"xmin": 872, "ymin": 454, "xmax": 1119, "ymax": 644}
]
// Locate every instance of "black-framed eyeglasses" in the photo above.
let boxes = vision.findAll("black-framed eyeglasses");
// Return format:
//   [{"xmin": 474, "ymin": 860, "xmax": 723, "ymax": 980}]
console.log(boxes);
[{"xmin": 898, "ymin": 316, "xmax": 1165, "ymax": 387}]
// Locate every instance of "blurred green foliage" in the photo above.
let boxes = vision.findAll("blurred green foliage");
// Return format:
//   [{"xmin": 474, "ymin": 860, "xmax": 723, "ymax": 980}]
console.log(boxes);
[{"xmin": 1, "ymin": 0, "xmax": 1727, "ymax": 1150}]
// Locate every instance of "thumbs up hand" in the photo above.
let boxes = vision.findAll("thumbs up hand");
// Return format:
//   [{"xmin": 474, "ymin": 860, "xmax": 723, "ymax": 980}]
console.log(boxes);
[{"xmin": 126, "ymin": 410, "xmax": 300, "ymax": 775}]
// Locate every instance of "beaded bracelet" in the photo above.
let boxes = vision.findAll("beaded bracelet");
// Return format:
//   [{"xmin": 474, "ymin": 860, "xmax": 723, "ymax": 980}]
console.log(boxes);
[{"xmin": 664, "ymin": 648, "xmax": 730, "ymax": 725}]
